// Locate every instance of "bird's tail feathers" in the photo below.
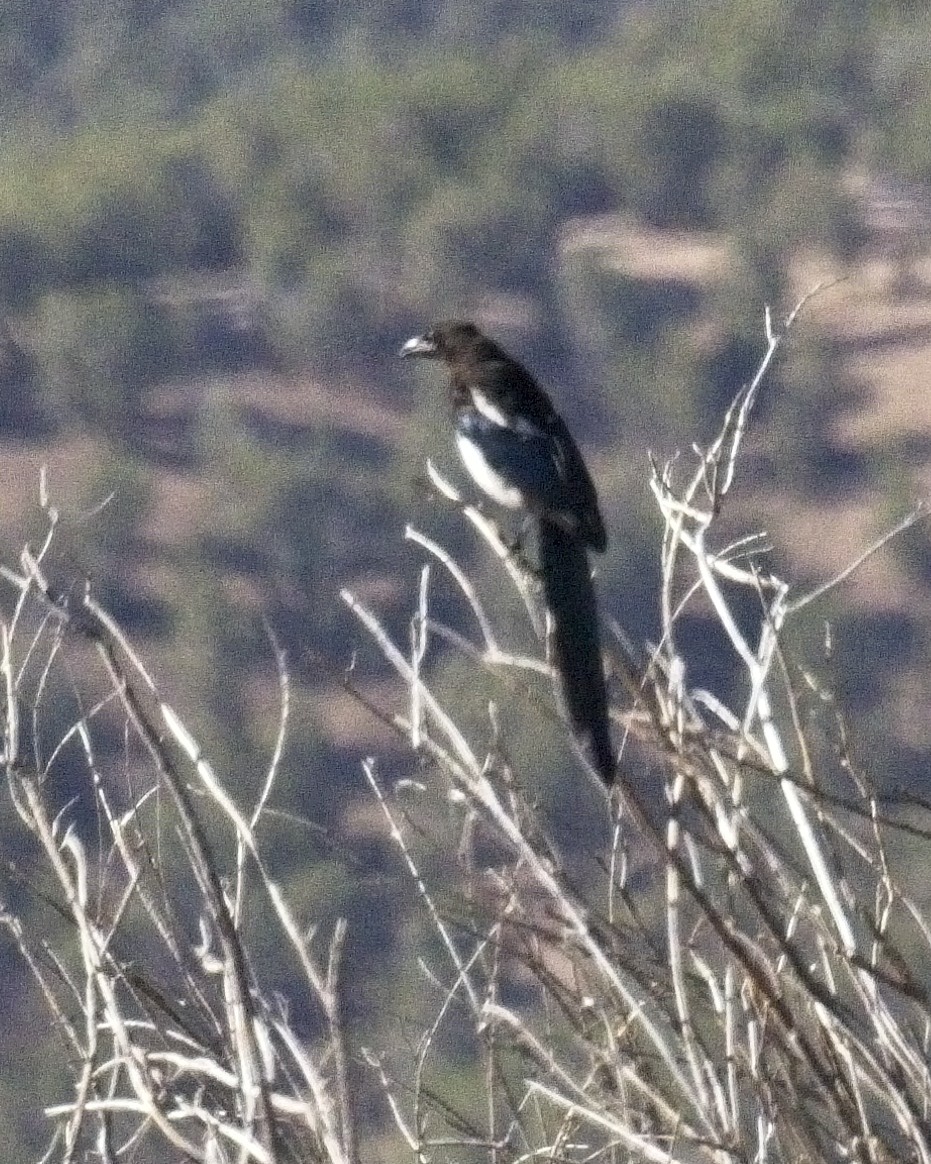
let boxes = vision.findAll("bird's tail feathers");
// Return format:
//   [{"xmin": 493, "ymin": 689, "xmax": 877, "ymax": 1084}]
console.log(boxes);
[{"xmin": 538, "ymin": 520, "xmax": 615, "ymax": 784}]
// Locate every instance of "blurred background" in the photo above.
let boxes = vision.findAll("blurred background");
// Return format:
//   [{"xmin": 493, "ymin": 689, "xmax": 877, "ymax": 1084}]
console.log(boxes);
[{"xmin": 4, "ymin": 0, "xmax": 931, "ymax": 1152}]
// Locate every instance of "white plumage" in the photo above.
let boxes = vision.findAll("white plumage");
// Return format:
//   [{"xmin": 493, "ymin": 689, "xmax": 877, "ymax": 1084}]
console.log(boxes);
[{"xmin": 455, "ymin": 431, "xmax": 525, "ymax": 509}]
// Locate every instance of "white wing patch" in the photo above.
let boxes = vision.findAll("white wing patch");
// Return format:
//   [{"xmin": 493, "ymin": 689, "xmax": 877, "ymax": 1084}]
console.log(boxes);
[
  {"xmin": 471, "ymin": 389, "xmax": 511, "ymax": 428},
  {"xmin": 471, "ymin": 388, "xmax": 544, "ymax": 439},
  {"xmin": 455, "ymin": 431, "xmax": 525, "ymax": 509}
]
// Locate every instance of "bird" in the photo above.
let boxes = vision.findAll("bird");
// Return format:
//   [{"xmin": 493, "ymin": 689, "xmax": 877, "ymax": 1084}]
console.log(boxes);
[{"xmin": 400, "ymin": 320, "xmax": 615, "ymax": 784}]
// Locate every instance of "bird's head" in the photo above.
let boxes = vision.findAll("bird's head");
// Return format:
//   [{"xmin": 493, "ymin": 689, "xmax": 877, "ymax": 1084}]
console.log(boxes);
[{"xmin": 399, "ymin": 320, "xmax": 483, "ymax": 363}]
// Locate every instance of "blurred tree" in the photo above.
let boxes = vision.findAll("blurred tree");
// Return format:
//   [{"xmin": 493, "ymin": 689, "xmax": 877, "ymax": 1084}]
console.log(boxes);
[{"xmin": 31, "ymin": 288, "xmax": 174, "ymax": 436}]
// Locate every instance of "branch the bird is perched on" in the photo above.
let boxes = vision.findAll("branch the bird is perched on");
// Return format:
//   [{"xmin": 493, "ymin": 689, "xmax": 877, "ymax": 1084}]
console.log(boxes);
[{"xmin": 401, "ymin": 320, "xmax": 615, "ymax": 783}]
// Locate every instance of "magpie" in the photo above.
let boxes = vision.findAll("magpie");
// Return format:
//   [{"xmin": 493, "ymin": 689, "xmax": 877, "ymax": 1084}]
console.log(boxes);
[{"xmin": 401, "ymin": 320, "xmax": 615, "ymax": 784}]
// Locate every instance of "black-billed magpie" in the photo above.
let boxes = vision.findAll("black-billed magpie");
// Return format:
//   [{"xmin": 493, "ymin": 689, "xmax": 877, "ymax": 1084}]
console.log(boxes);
[{"xmin": 401, "ymin": 320, "xmax": 615, "ymax": 784}]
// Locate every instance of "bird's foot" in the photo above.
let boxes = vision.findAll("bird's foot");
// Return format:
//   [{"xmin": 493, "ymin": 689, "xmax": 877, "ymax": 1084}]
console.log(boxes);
[{"xmin": 505, "ymin": 533, "xmax": 541, "ymax": 580}]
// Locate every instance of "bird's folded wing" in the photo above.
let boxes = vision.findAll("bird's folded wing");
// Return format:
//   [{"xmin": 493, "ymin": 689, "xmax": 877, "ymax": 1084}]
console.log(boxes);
[{"xmin": 455, "ymin": 411, "xmax": 577, "ymax": 524}]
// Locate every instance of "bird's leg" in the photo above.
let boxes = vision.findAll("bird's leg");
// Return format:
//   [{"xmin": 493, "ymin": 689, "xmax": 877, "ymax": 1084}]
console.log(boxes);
[
  {"xmin": 503, "ymin": 515, "xmax": 540, "ymax": 574},
  {"xmin": 503, "ymin": 514, "xmax": 532, "ymax": 556}
]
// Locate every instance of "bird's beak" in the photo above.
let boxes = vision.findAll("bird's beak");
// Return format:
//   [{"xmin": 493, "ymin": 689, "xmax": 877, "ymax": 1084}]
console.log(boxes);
[{"xmin": 399, "ymin": 333, "xmax": 438, "ymax": 358}]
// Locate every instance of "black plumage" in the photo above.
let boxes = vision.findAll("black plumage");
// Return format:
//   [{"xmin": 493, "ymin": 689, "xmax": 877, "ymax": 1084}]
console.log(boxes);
[{"xmin": 401, "ymin": 320, "xmax": 615, "ymax": 784}]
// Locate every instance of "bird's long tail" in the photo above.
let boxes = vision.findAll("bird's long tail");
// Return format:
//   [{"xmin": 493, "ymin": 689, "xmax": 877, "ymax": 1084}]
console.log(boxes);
[{"xmin": 537, "ymin": 520, "xmax": 615, "ymax": 784}]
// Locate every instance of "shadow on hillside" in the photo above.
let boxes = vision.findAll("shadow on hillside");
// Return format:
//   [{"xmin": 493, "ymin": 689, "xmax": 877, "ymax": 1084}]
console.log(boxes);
[
  {"xmin": 125, "ymin": 408, "xmax": 201, "ymax": 469},
  {"xmin": 842, "ymin": 317, "xmax": 931, "ymax": 355}
]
